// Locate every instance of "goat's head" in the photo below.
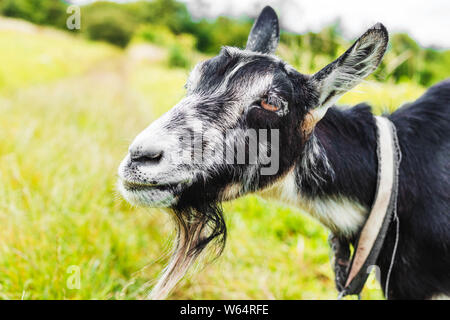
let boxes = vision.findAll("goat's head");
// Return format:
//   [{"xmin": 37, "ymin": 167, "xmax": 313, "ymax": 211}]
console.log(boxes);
[{"xmin": 118, "ymin": 6, "xmax": 388, "ymax": 299}]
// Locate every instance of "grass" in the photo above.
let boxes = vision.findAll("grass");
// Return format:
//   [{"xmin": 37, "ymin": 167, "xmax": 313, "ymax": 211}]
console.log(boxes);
[
  {"xmin": 0, "ymin": 30, "xmax": 120, "ymax": 94},
  {"xmin": 0, "ymin": 25, "xmax": 429, "ymax": 300}
]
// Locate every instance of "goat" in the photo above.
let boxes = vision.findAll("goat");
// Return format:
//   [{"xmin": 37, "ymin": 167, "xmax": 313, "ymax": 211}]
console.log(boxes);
[{"xmin": 118, "ymin": 6, "xmax": 450, "ymax": 300}]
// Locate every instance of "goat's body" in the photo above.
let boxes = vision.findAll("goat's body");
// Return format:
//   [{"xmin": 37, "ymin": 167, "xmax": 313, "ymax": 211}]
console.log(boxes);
[{"xmin": 276, "ymin": 79, "xmax": 450, "ymax": 299}]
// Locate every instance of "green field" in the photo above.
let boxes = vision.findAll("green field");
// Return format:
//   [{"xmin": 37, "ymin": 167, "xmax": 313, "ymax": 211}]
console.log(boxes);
[{"xmin": 0, "ymin": 23, "xmax": 429, "ymax": 300}]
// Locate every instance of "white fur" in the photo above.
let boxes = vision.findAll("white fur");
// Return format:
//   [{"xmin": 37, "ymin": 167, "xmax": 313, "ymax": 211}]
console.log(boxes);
[
  {"xmin": 311, "ymin": 29, "xmax": 387, "ymax": 122},
  {"xmin": 431, "ymin": 294, "xmax": 450, "ymax": 300},
  {"xmin": 259, "ymin": 171, "xmax": 367, "ymax": 237}
]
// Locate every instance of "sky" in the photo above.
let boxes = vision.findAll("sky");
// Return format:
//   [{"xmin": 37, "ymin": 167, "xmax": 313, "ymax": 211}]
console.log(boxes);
[{"xmin": 67, "ymin": 0, "xmax": 450, "ymax": 48}]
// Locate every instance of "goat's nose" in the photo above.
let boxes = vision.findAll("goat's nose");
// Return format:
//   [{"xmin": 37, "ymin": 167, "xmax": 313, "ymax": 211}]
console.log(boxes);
[{"xmin": 129, "ymin": 146, "xmax": 163, "ymax": 164}]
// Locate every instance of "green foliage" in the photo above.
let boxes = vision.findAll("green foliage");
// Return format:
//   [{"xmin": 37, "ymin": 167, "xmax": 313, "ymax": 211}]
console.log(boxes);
[
  {"xmin": 281, "ymin": 24, "xmax": 342, "ymax": 59},
  {"xmin": 85, "ymin": 20, "xmax": 133, "ymax": 48},
  {"xmin": 386, "ymin": 33, "xmax": 449, "ymax": 86},
  {"xmin": 124, "ymin": 0, "xmax": 193, "ymax": 35},
  {"xmin": 279, "ymin": 25, "xmax": 346, "ymax": 73},
  {"xmin": 136, "ymin": 24, "xmax": 178, "ymax": 47},
  {"xmin": 168, "ymin": 44, "xmax": 190, "ymax": 68},
  {"xmin": 80, "ymin": 1, "xmax": 250, "ymax": 53},
  {"xmin": 79, "ymin": 0, "xmax": 195, "ymax": 48},
  {"xmin": 81, "ymin": 2, "xmax": 138, "ymax": 48},
  {"xmin": 0, "ymin": 0, "xmax": 67, "ymax": 28},
  {"xmin": 135, "ymin": 24, "xmax": 197, "ymax": 69},
  {"xmin": 135, "ymin": 24, "xmax": 196, "ymax": 49},
  {"xmin": 187, "ymin": 17, "xmax": 252, "ymax": 53}
]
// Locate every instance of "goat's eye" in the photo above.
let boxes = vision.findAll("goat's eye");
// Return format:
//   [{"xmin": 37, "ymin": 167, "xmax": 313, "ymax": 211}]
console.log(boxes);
[{"xmin": 260, "ymin": 99, "xmax": 279, "ymax": 112}]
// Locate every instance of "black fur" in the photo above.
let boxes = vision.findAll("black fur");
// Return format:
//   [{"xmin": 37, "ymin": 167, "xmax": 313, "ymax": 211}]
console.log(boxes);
[
  {"xmin": 246, "ymin": 6, "xmax": 280, "ymax": 54},
  {"xmin": 301, "ymin": 80, "xmax": 450, "ymax": 299}
]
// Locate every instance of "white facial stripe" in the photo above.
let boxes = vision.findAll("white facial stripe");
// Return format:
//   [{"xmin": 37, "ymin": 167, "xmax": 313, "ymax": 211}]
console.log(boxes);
[
  {"xmin": 228, "ymin": 46, "xmax": 282, "ymax": 62},
  {"xmin": 189, "ymin": 47, "xmax": 278, "ymax": 97},
  {"xmin": 212, "ymin": 60, "xmax": 249, "ymax": 96}
]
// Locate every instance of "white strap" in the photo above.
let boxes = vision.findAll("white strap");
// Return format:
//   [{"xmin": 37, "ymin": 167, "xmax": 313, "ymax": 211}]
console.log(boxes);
[{"xmin": 345, "ymin": 116, "xmax": 395, "ymax": 286}]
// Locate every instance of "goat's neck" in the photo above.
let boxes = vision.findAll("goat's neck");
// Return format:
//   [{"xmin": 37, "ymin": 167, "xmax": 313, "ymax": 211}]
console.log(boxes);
[{"xmin": 261, "ymin": 106, "xmax": 378, "ymax": 238}]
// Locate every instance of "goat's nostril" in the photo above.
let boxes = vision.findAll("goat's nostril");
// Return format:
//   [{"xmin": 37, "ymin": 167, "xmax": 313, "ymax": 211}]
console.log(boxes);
[{"xmin": 130, "ymin": 149, "xmax": 163, "ymax": 164}]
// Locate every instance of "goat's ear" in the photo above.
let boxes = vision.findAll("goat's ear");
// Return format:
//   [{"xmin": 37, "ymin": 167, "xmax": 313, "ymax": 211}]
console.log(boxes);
[
  {"xmin": 308, "ymin": 23, "xmax": 388, "ymax": 122},
  {"xmin": 246, "ymin": 6, "xmax": 280, "ymax": 54}
]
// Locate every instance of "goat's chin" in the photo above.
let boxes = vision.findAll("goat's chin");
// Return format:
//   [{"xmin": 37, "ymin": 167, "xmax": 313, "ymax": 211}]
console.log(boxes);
[{"xmin": 117, "ymin": 180, "xmax": 178, "ymax": 208}]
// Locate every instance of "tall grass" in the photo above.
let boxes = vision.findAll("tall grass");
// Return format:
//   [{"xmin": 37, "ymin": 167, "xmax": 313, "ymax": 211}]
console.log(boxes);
[
  {"xmin": 0, "ymin": 26, "xmax": 429, "ymax": 299},
  {"xmin": 0, "ymin": 30, "xmax": 119, "ymax": 93}
]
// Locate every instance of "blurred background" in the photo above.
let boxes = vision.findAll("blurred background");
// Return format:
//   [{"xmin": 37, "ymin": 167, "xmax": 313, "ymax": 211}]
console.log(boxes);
[{"xmin": 0, "ymin": 0, "xmax": 448, "ymax": 299}]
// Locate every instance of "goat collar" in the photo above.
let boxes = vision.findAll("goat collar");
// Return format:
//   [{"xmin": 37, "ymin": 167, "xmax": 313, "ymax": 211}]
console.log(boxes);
[{"xmin": 330, "ymin": 115, "xmax": 402, "ymax": 299}]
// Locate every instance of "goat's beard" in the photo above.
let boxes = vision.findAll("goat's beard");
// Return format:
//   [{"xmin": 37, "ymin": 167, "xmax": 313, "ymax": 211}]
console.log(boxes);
[{"xmin": 148, "ymin": 202, "xmax": 226, "ymax": 300}]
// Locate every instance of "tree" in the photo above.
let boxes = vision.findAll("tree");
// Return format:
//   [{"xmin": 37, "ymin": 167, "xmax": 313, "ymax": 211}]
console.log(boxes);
[{"xmin": 0, "ymin": 0, "xmax": 66, "ymax": 28}]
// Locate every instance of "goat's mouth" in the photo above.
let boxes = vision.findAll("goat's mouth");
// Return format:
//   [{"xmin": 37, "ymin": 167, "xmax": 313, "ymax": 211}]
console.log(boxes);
[
  {"xmin": 122, "ymin": 180, "xmax": 183, "ymax": 192},
  {"xmin": 118, "ymin": 178, "xmax": 192, "ymax": 208}
]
